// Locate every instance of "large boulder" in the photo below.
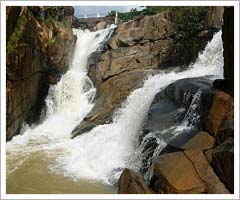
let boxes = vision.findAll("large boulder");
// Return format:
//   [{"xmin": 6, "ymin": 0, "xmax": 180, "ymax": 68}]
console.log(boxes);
[
  {"xmin": 184, "ymin": 149, "xmax": 229, "ymax": 194},
  {"xmin": 205, "ymin": 90, "xmax": 234, "ymax": 144},
  {"xmin": 150, "ymin": 151, "xmax": 205, "ymax": 193},
  {"xmin": 94, "ymin": 21, "xmax": 107, "ymax": 31},
  {"xmin": 118, "ymin": 168, "xmax": 154, "ymax": 194},
  {"xmin": 150, "ymin": 150, "xmax": 229, "ymax": 194}
]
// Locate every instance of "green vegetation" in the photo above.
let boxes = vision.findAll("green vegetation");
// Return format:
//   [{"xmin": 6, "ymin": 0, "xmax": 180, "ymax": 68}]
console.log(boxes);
[
  {"xmin": 108, "ymin": 6, "xmax": 170, "ymax": 22},
  {"xmin": 7, "ymin": 14, "xmax": 28, "ymax": 54},
  {"xmin": 47, "ymin": 35, "xmax": 61, "ymax": 46},
  {"xmin": 170, "ymin": 7, "xmax": 209, "ymax": 65}
]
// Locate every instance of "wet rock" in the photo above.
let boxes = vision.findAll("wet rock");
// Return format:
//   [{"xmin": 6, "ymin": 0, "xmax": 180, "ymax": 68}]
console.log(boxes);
[
  {"xmin": 205, "ymin": 91, "xmax": 234, "ymax": 144},
  {"xmin": 72, "ymin": 69, "xmax": 156, "ymax": 138},
  {"xmin": 118, "ymin": 168, "xmax": 154, "ymax": 194},
  {"xmin": 141, "ymin": 77, "xmax": 214, "ymax": 145}
]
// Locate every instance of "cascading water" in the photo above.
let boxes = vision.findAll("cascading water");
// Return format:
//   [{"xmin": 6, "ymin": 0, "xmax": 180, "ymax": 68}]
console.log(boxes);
[{"xmin": 6, "ymin": 28, "xmax": 223, "ymax": 192}]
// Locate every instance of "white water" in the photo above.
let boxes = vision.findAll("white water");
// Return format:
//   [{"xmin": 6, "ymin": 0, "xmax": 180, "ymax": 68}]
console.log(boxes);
[{"xmin": 7, "ymin": 30, "xmax": 223, "ymax": 186}]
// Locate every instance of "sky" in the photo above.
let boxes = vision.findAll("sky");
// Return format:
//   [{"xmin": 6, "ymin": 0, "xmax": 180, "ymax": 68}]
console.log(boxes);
[{"xmin": 74, "ymin": 6, "xmax": 142, "ymax": 18}]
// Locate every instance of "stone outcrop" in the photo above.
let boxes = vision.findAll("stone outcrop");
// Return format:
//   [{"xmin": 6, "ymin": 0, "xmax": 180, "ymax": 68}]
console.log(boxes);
[
  {"xmin": 72, "ymin": 7, "xmax": 222, "ymax": 138},
  {"xmin": 117, "ymin": 6, "xmax": 233, "ymax": 195},
  {"xmin": 206, "ymin": 6, "xmax": 224, "ymax": 29},
  {"xmin": 150, "ymin": 151, "xmax": 206, "ymax": 194},
  {"xmin": 118, "ymin": 168, "xmax": 154, "ymax": 194},
  {"xmin": 222, "ymin": 7, "xmax": 234, "ymax": 94},
  {"xmin": 205, "ymin": 91, "xmax": 234, "ymax": 144},
  {"xmin": 149, "ymin": 149, "xmax": 229, "ymax": 194},
  {"xmin": 6, "ymin": 6, "xmax": 76, "ymax": 140},
  {"xmin": 120, "ymin": 78, "xmax": 233, "ymax": 194},
  {"xmin": 72, "ymin": 16, "xmax": 115, "ymax": 31}
]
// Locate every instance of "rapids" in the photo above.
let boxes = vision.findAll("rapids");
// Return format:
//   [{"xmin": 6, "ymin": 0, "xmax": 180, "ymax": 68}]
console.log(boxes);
[{"xmin": 6, "ymin": 27, "xmax": 223, "ymax": 193}]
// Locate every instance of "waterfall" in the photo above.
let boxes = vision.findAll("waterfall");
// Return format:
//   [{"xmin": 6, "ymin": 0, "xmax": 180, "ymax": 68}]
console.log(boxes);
[{"xmin": 6, "ymin": 29, "xmax": 223, "ymax": 186}]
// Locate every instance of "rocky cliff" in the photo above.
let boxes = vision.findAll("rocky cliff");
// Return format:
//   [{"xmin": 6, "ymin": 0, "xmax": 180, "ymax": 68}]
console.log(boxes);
[
  {"xmin": 118, "ymin": 6, "xmax": 234, "ymax": 194},
  {"xmin": 222, "ymin": 7, "xmax": 234, "ymax": 95},
  {"xmin": 6, "ymin": 6, "xmax": 76, "ymax": 141},
  {"xmin": 72, "ymin": 6, "xmax": 224, "ymax": 138}
]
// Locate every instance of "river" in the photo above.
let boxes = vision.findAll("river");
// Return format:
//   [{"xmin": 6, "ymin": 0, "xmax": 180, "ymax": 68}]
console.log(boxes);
[{"xmin": 6, "ymin": 26, "xmax": 223, "ymax": 194}]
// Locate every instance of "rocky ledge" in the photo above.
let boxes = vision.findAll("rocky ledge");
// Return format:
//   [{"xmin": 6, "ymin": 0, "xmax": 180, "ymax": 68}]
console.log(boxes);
[
  {"xmin": 6, "ymin": 6, "xmax": 76, "ymax": 140},
  {"xmin": 71, "ymin": 6, "xmax": 224, "ymax": 138},
  {"xmin": 118, "ymin": 6, "xmax": 234, "ymax": 194}
]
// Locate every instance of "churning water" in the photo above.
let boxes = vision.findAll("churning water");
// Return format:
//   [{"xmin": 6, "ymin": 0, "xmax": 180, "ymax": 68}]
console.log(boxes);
[{"xmin": 6, "ymin": 28, "xmax": 223, "ymax": 193}]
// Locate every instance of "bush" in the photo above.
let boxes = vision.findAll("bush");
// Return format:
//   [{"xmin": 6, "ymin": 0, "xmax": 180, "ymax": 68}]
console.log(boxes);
[
  {"xmin": 169, "ymin": 7, "xmax": 209, "ymax": 65},
  {"xmin": 107, "ymin": 6, "xmax": 170, "ymax": 22}
]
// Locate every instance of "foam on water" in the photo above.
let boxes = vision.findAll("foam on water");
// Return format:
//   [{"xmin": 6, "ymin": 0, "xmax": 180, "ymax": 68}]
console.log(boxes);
[{"xmin": 7, "ymin": 30, "xmax": 223, "ymax": 185}]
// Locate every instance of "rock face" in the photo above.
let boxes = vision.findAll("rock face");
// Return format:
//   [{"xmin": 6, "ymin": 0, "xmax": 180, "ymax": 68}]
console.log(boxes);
[
  {"xmin": 149, "ymin": 147, "xmax": 229, "ymax": 194},
  {"xmin": 222, "ymin": 7, "xmax": 234, "ymax": 94},
  {"xmin": 125, "ymin": 77, "xmax": 232, "ymax": 194},
  {"xmin": 150, "ymin": 151, "xmax": 206, "ymax": 194},
  {"xmin": 206, "ymin": 6, "xmax": 224, "ymax": 29},
  {"xmin": 72, "ymin": 16, "xmax": 115, "ymax": 31},
  {"xmin": 205, "ymin": 91, "xmax": 234, "ymax": 144},
  {"xmin": 117, "ymin": 6, "xmax": 233, "ymax": 195},
  {"xmin": 6, "ymin": 6, "xmax": 76, "ymax": 140},
  {"xmin": 118, "ymin": 168, "xmax": 154, "ymax": 194},
  {"xmin": 208, "ymin": 137, "xmax": 234, "ymax": 193},
  {"xmin": 183, "ymin": 131, "xmax": 215, "ymax": 150},
  {"xmin": 72, "ymin": 7, "xmax": 222, "ymax": 138}
]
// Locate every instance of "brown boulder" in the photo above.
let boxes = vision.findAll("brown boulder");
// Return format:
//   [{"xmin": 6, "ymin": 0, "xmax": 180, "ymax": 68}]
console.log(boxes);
[
  {"xmin": 150, "ymin": 151, "xmax": 205, "ymax": 193},
  {"xmin": 94, "ymin": 21, "xmax": 107, "ymax": 31},
  {"xmin": 184, "ymin": 150, "xmax": 229, "ymax": 194},
  {"xmin": 183, "ymin": 131, "xmax": 215, "ymax": 150},
  {"xmin": 118, "ymin": 168, "xmax": 154, "ymax": 194},
  {"xmin": 150, "ymin": 150, "xmax": 229, "ymax": 194},
  {"xmin": 205, "ymin": 91, "xmax": 234, "ymax": 144}
]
